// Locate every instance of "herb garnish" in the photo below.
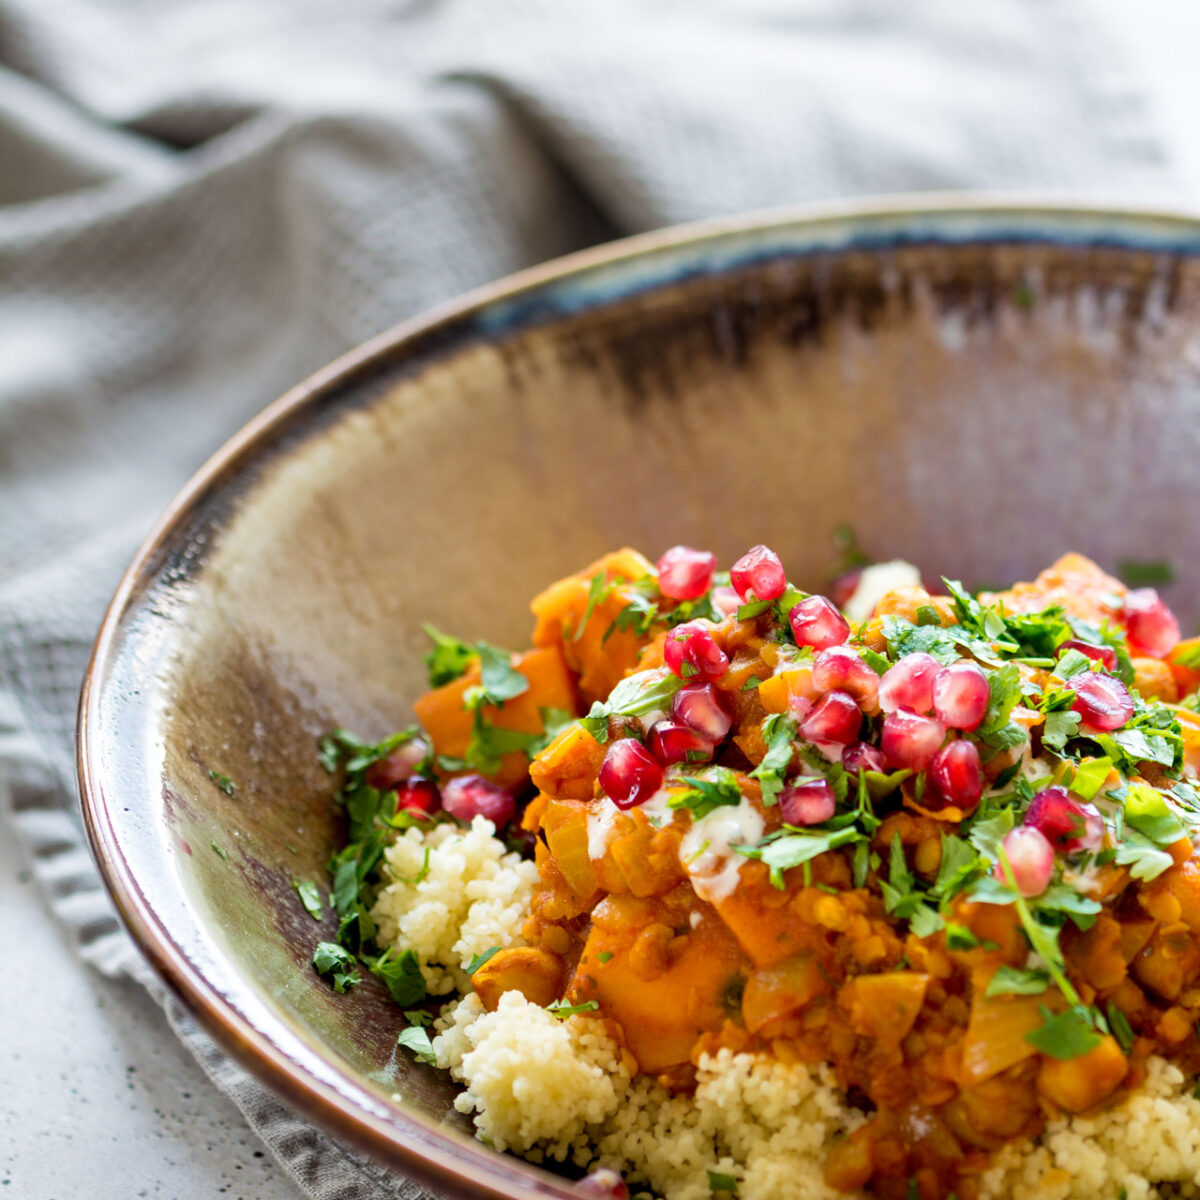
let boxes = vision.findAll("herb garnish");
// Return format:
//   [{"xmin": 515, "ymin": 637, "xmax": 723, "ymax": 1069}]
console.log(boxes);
[
  {"xmin": 313, "ymin": 942, "xmax": 362, "ymax": 993},
  {"xmin": 465, "ymin": 946, "xmax": 501, "ymax": 976},
  {"xmin": 546, "ymin": 999, "xmax": 600, "ymax": 1019},
  {"xmin": 293, "ymin": 879, "xmax": 324, "ymax": 921},
  {"xmin": 208, "ymin": 769, "xmax": 236, "ymax": 796}
]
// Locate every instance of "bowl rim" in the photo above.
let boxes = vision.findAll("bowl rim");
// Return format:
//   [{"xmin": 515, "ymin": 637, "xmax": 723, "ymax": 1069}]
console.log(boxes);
[{"xmin": 77, "ymin": 192, "xmax": 1200, "ymax": 1196}]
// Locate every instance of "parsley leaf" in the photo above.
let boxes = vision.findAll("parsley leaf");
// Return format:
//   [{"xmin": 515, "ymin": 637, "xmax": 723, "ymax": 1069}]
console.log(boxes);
[
  {"xmin": 738, "ymin": 826, "xmax": 864, "ymax": 889},
  {"xmin": 313, "ymin": 942, "xmax": 361, "ymax": 993},
  {"xmin": 575, "ymin": 572, "xmax": 620, "ymax": 641},
  {"xmin": 396, "ymin": 1024, "xmax": 438, "ymax": 1065},
  {"xmin": 423, "ymin": 625, "xmax": 476, "ymax": 687},
  {"xmin": 293, "ymin": 879, "xmax": 324, "ymax": 921},
  {"xmin": 580, "ymin": 671, "xmax": 683, "ymax": 744},
  {"xmin": 475, "ymin": 642, "xmax": 530, "ymax": 704},
  {"xmin": 1114, "ymin": 831, "xmax": 1175, "ymax": 881},
  {"xmin": 1042, "ymin": 709, "xmax": 1082, "ymax": 752},
  {"xmin": 1025, "ymin": 1005, "xmax": 1104, "ymax": 1060},
  {"xmin": 932, "ymin": 833, "xmax": 983, "ymax": 900},
  {"xmin": 1124, "ymin": 782, "xmax": 1186, "ymax": 845},
  {"xmin": 975, "ymin": 663, "xmax": 1024, "ymax": 751},
  {"xmin": 1068, "ymin": 757, "xmax": 1113, "ymax": 801},
  {"xmin": 880, "ymin": 616, "xmax": 960, "ymax": 666},
  {"xmin": 707, "ymin": 1171, "xmax": 739, "ymax": 1194}
]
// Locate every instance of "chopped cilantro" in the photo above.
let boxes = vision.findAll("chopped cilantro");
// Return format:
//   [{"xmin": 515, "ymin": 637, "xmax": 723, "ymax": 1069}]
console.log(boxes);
[
  {"xmin": 879, "ymin": 835, "xmax": 943, "ymax": 934},
  {"xmin": 1124, "ymin": 782, "xmax": 1186, "ymax": 845},
  {"xmin": 208, "ymin": 769, "xmax": 236, "ymax": 796},
  {"xmin": 669, "ymin": 766, "xmax": 744, "ymax": 819},
  {"xmin": 933, "ymin": 833, "xmax": 983, "ymax": 900},
  {"xmin": 597, "ymin": 951, "xmax": 614, "ymax": 964},
  {"xmin": 1068, "ymin": 757, "xmax": 1113, "ymax": 801},
  {"xmin": 738, "ymin": 825, "xmax": 864, "ymax": 890},
  {"xmin": 749, "ymin": 714, "xmax": 796, "ymax": 807},
  {"xmin": 1107, "ymin": 1002, "xmax": 1135, "ymax": 1054},
  {"xmin": 1175, "ymin": 642, "xmax": 1200, "ymax": 671},
  {"xmin": 396, "ymin": 1024, "xmax": 438, "ymax": 1065},
  {"xmin": 1052, "ymin": 648, "xmax": 1094, "ymax": 680},
  {"xmin": 580, "ymin": 671, "xmax": 683, "ymax": 744},
  {"xmin": 210, "ymin": 840, "xmax": 227, "ymax": 860},
  {"xmin": 1114, "ymin": 831, "xmax": 1175, "ymax": 881},
  {"xmin": 1025, "ymin": 1004, "xmax": 1104, "ymax": 1060},
  {"xmin": 293, "ymin": 879, "xmax": 324, "ymax": 921},
  {"xmin": 986, "ymin": 965, "xmax": 1050, "ymax": 997},
  {"xmin": 369, "ymin": 947, "xmax": 427, "ymax": 1006},
  {"xmin": 313, "ymin": 941, "xmax": 361, "ymax": 993},
  {"xmin": 707, "ymin": 1171, "xmax": 739, "ymax": 1194},
  {"xmin": 546, "ymin": 999, "xmax": 600, "ymax": 1019},
  {"xmin": 945, "ymin": 923, "xmax": 979, "ymax": 951},
  {"xmin": 575, "ymin": 572, "xmax": 620, "ymax": 641},
  {"xmin": 465, "ymin": 946, "xmax": 501, "ymax": 976},
  {"xmin": 423, "ymin": 625, "xmax": 476, "ymax": 687},
  {"xmin": 404, "ymin": 1009, "xmax": 434, "ymax": 1027},
  {"xmin": 1042, "ymin": 709, "xmax": 1082, "ymax": 752},
  {"xmin": 975, "ymin": 663, "xmax": 1025, "ymax": 752},
  {"xmin": 474, "ymin": 642, "xmax": 530, "ymax": 704},
  {"xmin": 859, "ymin": 647, "xmax": 891, "ymax": 676}
]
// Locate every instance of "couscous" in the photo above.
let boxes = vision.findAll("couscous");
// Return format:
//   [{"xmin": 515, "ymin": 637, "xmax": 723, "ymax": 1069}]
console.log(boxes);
[{"xmin": 312, "ymin": 546, "xmax": 1200, "ymax": 1200}]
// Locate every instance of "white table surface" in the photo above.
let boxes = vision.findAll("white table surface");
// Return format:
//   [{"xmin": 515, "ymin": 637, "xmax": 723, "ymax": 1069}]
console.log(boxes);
[{"xmin": 5, "ymin": 6, "xmax": 1200, "ymax": 1198}]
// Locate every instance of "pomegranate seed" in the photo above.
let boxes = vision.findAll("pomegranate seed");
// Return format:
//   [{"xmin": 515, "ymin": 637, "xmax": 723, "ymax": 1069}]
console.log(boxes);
[
  {"xmin": 1122, "ymin": 588, "xmax": 1181, "ymax": 658},
  {"xmin": 647, "ymin": 719, "xmax": 713, "ymax": 767},
  {"xmin": 574, "ymin": 1169, "xmax": 629, "ymax": 1200},
  {"xmin": 1070, "ymin": 672, "xmax": 1134, "ymax": 731},
  {"xmin": 842, "ymin": 741, "xmax": 886, "ymax": 776},
  {"xmin": 671, "ymin": 682, "xmax": 732, "ymax": 742},
  {"xmin": 799, "ymin": 690, "xmax": 862, "ymax": 745},
  {"xmin": 878, "ymin": 653, "xmax": 940, "ymax": 715},
  {"xmin": 393, "ymin": 775, "xmax": 440, "ymax": 816},
  {"xmin": 712, "ymin": 585, "xmax": 742, "ymax": 617},
  {"xmin": 925, "ymin": 740, "xmax": 983, "ymax": 812},
  {"xmin": 1024, "ymin": 786, "xmax": 1103, "ymax": 853},
  {"xmin": 664, "ymin": 620, "xmax": 729, "ymax": 681},
  {"xmin": 931, "ymin": 661, "xmax": 990, "ymax": 730},
  {"xmin": 730, "ymin": 544, "xmax": 788, "ymax": 602},
  {"xmin": 365, "ymin": 737, "xmax": 430, "ymax": 789},
  {"xmin": 996, "ymin": 826, "xmax": 1055, "ymax": 897},
  {"xmin": 656, "ymin": 545, "xmax": 717, "ymax": 601},
  {"xmin": 780, "ymin": 778, "xmax": 837, "ymax": 826},
  {"xmin": 813, "ymin": 645, "xmax": 880, "ymax": 709},
  {"xmin": 599, "ymin": 738, "xmax": 663, "ymax": 810},
  {"xmin": 441, "ymin": 775, "xmax": 515, "ymax": 827},
  {"xmin": 1058, "ymin": 638, "xmax": 1116, "ymax": 671},
  {"xmin": 789, "ymin": 694, "xmax": 815, "ymax": 722},
  {"xmin": 829, "ymin": 567, "xmax": 863, "ymax": 611},
  {"xmin": 788, "ymin": 595, "xmax": 850, "ymax": 650},
  {"xmin": 880, "ymin": 710, "xmax": 946, "ymax": 772}
]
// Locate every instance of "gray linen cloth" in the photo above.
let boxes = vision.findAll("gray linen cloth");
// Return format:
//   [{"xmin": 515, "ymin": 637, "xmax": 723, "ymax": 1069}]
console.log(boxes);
[{"xmin": 0, "ymin": 1, "xmax": 1186, "ymax": 1196}]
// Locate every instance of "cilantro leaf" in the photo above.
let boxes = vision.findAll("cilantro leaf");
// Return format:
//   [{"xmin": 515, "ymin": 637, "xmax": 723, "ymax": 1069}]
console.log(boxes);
[
  {"xmin": 1042, "ymin": 709, "xmax": 1082, "ymax": 752},
  {"xmin": 669, "ymin": 766, "xmax": 744, "ymax": 820},
  {"xmin": 932, "ymin": 833, "xmax": 983, "ymax": 900},
  {"xmin": 423, "ymin": 625, "xmax": 476, "ymax": 687},
  {"xmin": 208, "ymin": 769, "xmax": 236, "ymax": 796},
  {"xmin": 1052, "ymin": 649, "xmax": 1094, "ymax": 680},
  {"xmin": 575, "ymin": 572, "xmax": 620, "ymax": 641},
  {"xmin": 975, "ymin": 663, "xmax": 1024, "ymax": 750},
  {"xmin": 880, "ymin": 616, "xmax": 960, "ymax": 666},
  {"xmin": 293, "ymin": 879, "xmax": 324, "ymax": 921},
  {"xmin": 396, "ymin": 1024, "xmax": 438, "ymax": 1065},
  {"xmin": 466, "ymin": 946, "xmax": 501, "ymax": 976},
  {"xmin": 986, "ymin": 965, "xmax": 1050, "ymax": 997},
  {"xmin": 475, "ymin": 642, "xmax": 530, "ymax": 704},
  {"xmin": 1025, "ymin": 1005, "xmax": 1105, "ymax": 1060},
  {"xmin": 368, "ymin": 947, "xmax": 427, "ymax": 1007},
  {"xmin": 1068, "ymin": 757, "xmax": 1113, "ymax": 801},
  {"xmin": 1124, "ymin": 782, "xmax": 1187, "ymax": 845},
  {"xmin": 580, "ymin": 671, "xmax": 684, "ymax": 744},
  {"xmin": 749, "ymin": 714, "xmax": 796, "ymax": 807},
  {"xmin": 707, "ymin": 1171, "xmax": 739, "ymax": 1195},
  {"xmin": 1106, "ymin": 1002, "xmax": 1135, "ymax": 1054},
  {"xmin": 1114, "ymin": 831, "xmax": 1175, "ymax": 881},
  {"xmin": 738, "ymin": 826, "xmax": 864, "ymax": 889},
  {"xmin": 313, "ymin": 942, "xmax": 361, "ymax": 993},
  {"xmin": 546, "ymin": 999, "xmax": 600, "ymax": 1019}
]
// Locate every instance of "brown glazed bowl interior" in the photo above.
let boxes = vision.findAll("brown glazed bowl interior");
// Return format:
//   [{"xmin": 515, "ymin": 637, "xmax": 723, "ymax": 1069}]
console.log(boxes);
[{"xmin": 79, "ymin": 198, "xmax": 1200, "ymax": 1198}]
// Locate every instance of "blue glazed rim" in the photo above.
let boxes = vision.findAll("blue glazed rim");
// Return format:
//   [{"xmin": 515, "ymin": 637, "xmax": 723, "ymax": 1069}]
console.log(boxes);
[{"xmin": 79, "ymin": 194, "xmax": 1200, "ymax": 1200}]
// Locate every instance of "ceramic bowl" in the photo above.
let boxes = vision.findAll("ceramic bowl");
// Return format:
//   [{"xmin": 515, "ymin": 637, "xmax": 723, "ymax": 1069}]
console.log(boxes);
[{"xmin": 79, "ymin": 198, "xmax": 1200, "ymax": 1198}]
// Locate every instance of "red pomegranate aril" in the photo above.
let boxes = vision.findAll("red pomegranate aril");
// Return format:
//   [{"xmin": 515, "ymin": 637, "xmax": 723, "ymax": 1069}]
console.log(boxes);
[
  {"xmin": 1024, "ymin": 785, "xmax": 1104, "ymax": 853},
  {"xmin": 599, "ymin": 738, "xmax": 663, "ymax": 810},
  {"xmin": 441, "ymin": 774, "xmax": 515, "ymax": 827},
  {"xmin": 712, "ymin": 585, "xmax": 742, "ymax": 617},
  {"xmin": 647, "ymin": 719, "xmax": 714, "ymax": 767},
  {"xmin": 1122, "ymin": 588, "xmax": 1181, "ymax": 658},
  {"xmin": 730, "ymin": 544, "xmax": 788, "ymax": 602},
  {"xmin": 671, "ymin": 682, "xmax": 732, "ymax": 742},
  {"xmin": 789, "ymin": 595, "xmax": 850, "ymax": 650},
  {"xmin": 365, "ymin": 737, "xmax": 430, "ymax": 789},
  {"xmin": 393, "ymin": 775, "xmax": 440, "ymax": 816},
  {"xmin": 574, "ymin": 1169, "xmax": 630, "ymax": 1200},
  {"xmin": 813, "ymin": 645, "xmax": 880, "ymax": 709},
  {"xmin": 995, "ymin": 826, "xmax": 1055, "ymax": 897},
  {"xmin": 842, "ymin": 740, "xmax": 886, "ymax": 776},
  {"xmin": 925, "ymin": 740, "xmax": 983, "ymax": 812},
  {"xmin": 799, "ymin": 690, "xmax": 862, "ymax": 745},
  {"xmin": 656, "ymin": 545, "xmax": 717, "ymax": 601},
  {"xmin": 880, "ymin": 710, "xmax": 946, "ymax": 772},
  {"xmin": 664, "ymin": 620, "xmax": 729, "ymax": 681},
  {"xmin": 878, "ymin": 652, "xmax": 941, "ymax": 715},
  {"xmin": 1071, "ymin": 672, "xmax": 1134, "ymax": 731},
  {"xmin": 1058, "ymin": 638, "xmax": 1117, "ymax": 671},
  {"xmin": 780, "ymin": 778, "xmax": 837, "ymax": 826},
  {"xmin": 932, "ymin": 661, "xmax": 990, "ymax": 730}
]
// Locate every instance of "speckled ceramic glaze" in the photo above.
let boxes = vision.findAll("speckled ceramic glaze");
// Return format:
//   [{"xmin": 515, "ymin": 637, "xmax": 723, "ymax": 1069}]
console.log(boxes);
[{"xmin": 80, "ymin": 199, "xmax": 1200, "ymax": 1198}]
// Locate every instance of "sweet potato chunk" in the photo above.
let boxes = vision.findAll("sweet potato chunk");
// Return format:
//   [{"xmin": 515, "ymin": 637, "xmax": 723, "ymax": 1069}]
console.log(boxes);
[
  {"xmin": 981, "ymin": 552, "xmax": 1125, "ymax": 625},
  {"xmin": 530, "ymin": 724, "xmax": 605, "ymax": 801},
  {"xmin": 1037, "ymin": 1035, "xmax": 1128, "ymax": 1112},
  {"xmin": 412, "ymin": 644, "xmax": 576, "ymax": 789}
]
